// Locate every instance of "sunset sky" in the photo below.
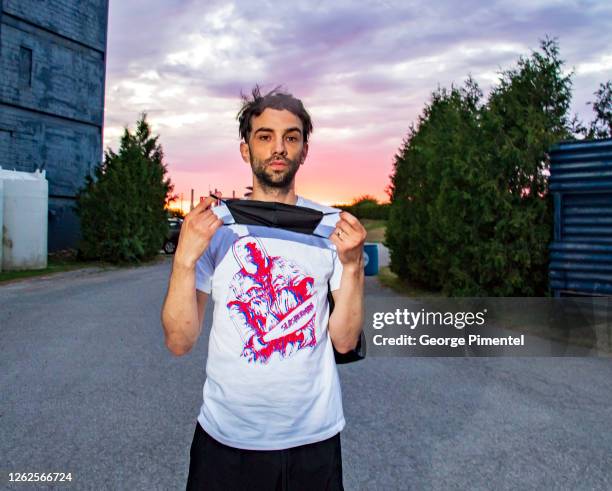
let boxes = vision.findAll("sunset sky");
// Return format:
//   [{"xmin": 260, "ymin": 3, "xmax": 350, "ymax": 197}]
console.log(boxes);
[{"xmin": 103, "ymin": 0, "xmax": 612, "ymax": 208}]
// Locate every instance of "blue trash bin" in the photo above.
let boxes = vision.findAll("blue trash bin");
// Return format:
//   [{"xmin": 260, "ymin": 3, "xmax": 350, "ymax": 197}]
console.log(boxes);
[{"xmin": 363, "ymin": 243, "xmax": 379, "ymax": 276}]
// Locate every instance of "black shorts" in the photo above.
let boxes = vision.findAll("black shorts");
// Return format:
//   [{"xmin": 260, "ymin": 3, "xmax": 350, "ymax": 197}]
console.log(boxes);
[{"xmin": 186, "ymin": 422, "xmax": 344, "ymax": 491}]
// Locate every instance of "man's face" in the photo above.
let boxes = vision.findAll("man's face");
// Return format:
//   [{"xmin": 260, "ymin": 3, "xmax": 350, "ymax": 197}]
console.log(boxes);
[{"xmin": 240, "ymin": 108, "xmax": 308, "ymax": 189}]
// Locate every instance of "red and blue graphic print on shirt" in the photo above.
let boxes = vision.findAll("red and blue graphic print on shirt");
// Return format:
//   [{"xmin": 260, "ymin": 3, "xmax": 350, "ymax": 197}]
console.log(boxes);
[{"xmin": 226, "ymin": 236, "xmax": 317, "ymax": 363}]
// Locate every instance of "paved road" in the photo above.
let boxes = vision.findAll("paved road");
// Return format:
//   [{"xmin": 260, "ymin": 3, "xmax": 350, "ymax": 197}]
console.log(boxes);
[{"xmin": 1, "ymin": 259, "xmax": 611, "ymax": 490}]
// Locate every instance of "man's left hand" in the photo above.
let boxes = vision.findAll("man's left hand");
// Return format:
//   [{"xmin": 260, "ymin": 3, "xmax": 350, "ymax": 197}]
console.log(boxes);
[{"xmin": 329, "ymin": 212, "xmax": 367, "ymax": 268}]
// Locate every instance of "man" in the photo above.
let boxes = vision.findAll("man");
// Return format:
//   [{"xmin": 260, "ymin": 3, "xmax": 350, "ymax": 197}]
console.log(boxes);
[{"xmin": 161, "ymin": 86, "xmax": 366, "ymax": 490}]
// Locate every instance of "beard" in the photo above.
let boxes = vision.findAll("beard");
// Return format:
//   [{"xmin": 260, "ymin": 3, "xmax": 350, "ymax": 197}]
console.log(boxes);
[{"xmin": 249, "ymin": 148, "xmax": 303, "ymax": 190}]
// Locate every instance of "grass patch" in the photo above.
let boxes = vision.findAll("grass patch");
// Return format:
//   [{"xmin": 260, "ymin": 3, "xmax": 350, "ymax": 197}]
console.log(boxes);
[
  {"xmin": 361, "ymin": 219, "xmax": 386, "ymax": 231},
  {"xmin": 361, "ymin": 219, "xmax": 387, "ymax": 242},
  {"xmin": 377, "ymin": 266, "xmax": 442, "ymax": 297},
  {"xmin": 0, "ymin": 250, "xmax": 168, "ymax": 284},
  {"xmin": 0, "ymin": 253, "xmax": 108, "ymax": 283}
]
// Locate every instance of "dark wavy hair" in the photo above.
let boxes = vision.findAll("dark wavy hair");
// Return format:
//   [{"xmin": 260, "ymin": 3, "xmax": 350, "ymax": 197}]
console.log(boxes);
[{"xmin": 237, "ymin": 85, "xmax": 313, "ymax": 144}]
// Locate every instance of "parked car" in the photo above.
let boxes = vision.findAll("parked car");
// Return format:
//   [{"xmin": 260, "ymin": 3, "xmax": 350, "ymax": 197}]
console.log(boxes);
[{"xmin": 163, "ymin": 217, "xmax": 183, "ymax": 254}]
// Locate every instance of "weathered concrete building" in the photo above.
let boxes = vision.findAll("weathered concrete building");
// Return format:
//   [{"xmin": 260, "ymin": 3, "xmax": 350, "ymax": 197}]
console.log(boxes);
[{"xmin": 0, "ymin": 0, "xmax": 109, "ymax": 250}]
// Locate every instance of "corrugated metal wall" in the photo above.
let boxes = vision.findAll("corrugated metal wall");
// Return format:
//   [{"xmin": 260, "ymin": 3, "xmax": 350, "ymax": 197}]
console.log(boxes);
[{"xmin": 549, "ymin": 138, "xmax": 612, "ymax": 296}]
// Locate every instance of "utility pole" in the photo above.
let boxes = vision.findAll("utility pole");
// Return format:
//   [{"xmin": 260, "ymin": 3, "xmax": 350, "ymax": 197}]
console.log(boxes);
[{"xmin": 190, "ymin": 189, "xmax": 194, "ymax": 211}]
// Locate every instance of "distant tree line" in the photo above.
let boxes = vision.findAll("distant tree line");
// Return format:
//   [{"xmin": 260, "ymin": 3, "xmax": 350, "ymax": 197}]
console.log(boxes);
[
  {"xmin": 335, "ymin": 195, "xmax": 390, "ymax": 220},
  {"xmin": 386, "ymin": 38, "xmax": 611, "ymax": 296}
]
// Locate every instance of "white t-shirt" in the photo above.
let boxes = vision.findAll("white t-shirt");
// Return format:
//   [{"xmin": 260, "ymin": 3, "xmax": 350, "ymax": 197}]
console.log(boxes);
[{"xmin": 195, "ymin": 196, "xmax": 346, "ymax": 450}]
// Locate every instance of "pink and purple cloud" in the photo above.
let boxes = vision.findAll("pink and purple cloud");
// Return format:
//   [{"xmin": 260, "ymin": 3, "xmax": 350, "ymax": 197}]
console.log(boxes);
[{"xmin": 104, "ymin": 0, "xmax": 612, "ymax": 207}]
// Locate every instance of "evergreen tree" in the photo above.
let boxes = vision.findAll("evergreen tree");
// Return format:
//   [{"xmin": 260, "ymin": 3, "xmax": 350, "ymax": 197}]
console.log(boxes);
[
  {"xmin": 387, "ymin": 80, "xmax": 488, "ymax": 293},
  {"xmin": 480, "ymin": 37, "xmax": 573, "ymax": 295},
  {"xmin": 586, "ymin": 81, "xmax": 612, "ymax": 139},
  {"xmin": 387, "ymin": 38, "xmax": 575, "ymax": 296},
  {"xmin": 76, "ymin": 114, "xmax": 174, "ymax": 263}
]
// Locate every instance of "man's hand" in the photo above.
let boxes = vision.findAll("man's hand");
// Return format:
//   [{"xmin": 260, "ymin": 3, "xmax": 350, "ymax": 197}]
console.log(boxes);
[
  {"xmin": 329, "ymin": 211, "xmax": 367, "ymax": 269},
  {"xmin": 161, "ymin": 197, "xmax": 221, "ymax": 356},
  {"xmin": 328, "ymin": 211, "xmax": 366, "ymax": 354},
  {"xmin": 175, "ymin": 197, "xmax": 223, "ymax": 269}
]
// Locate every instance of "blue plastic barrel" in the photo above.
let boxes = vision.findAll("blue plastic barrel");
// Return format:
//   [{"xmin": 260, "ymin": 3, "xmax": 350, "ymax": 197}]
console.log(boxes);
[{"xmin": 363, "ymin": 243, "xmax": 379, "ymax": 276}]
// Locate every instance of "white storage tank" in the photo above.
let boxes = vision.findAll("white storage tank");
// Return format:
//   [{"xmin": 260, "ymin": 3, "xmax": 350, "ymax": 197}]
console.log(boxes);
[{"xmin": 0, "ymin": 168, "xmax": 48, "ymax": 271}]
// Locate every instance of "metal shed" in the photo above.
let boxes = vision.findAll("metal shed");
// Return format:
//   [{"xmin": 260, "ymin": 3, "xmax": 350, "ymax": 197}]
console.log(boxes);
[{"xmin": 549, "ymin": 138, "xmax": 612, "ymax": 296}]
